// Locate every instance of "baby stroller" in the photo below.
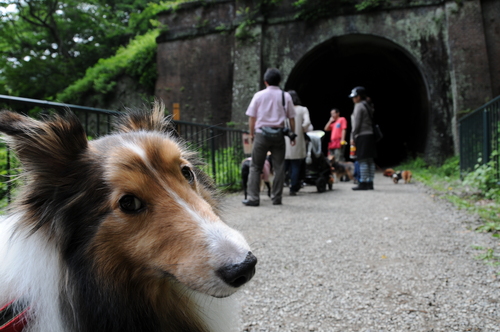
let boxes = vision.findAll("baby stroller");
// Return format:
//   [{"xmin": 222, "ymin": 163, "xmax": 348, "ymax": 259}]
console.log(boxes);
[{"xmin": 304, "ymin": 131, "xmax": 333, "ymax": 192}]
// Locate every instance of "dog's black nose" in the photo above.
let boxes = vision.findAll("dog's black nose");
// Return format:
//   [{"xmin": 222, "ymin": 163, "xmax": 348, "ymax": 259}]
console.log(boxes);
[{"xmin": 217, "ymin": 252, "xmax": 257, "ymax": 288}]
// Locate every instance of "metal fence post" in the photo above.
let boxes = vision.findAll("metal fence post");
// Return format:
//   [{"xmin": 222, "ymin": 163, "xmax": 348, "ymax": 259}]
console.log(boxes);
[
  {"xmin": 210, "ymin": 128, "xmax": 216, "ymax": 183},
  {"xmin": 6, "ymin": 148, "xmax": 11, "ymax": 204},
  {"xmin": 460, "ymin": 95, "xmax": 500, "ymax": 180},
  {"xmin": 0, "ymin": 95, "xmax": 247, "ymax": 206},
  {"xmin": 483, "ymin": 108, "xmax": 491, "ymax": 164}
]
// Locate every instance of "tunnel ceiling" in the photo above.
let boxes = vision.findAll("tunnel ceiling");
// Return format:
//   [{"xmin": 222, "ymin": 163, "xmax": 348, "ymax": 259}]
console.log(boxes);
[{"xmin": 285, "ymin": 34, "xmax": 429, "ymax": 167}]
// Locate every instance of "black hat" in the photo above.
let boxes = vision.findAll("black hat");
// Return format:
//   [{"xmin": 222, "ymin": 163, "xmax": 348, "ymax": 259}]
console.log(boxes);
[{"xmin": 348, "ymin": 86, "xmax": 366, "ymax": 98}]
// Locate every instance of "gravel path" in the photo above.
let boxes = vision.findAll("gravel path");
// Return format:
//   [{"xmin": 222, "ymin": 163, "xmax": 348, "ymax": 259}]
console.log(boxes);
[{"xmin": 220, "ymin": 173, "xmax": 500, "ymax": 332}]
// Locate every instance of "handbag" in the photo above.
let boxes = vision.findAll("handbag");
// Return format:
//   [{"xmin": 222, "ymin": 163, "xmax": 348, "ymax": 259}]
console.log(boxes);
[
  {"xmin": 260, "ymin": 126, "xmax": 283, "ymax": 138},
  {"xmin": 373, "ymin": 123, "xmax": 383, "ymax": 142},
  {"xmin": 363, "ymin": 101, "xmax": 383, "ymax": 142}
]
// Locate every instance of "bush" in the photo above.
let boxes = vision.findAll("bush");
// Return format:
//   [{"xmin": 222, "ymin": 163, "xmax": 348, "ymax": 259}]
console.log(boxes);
[
  {"xmin": 57, "ymin": 30, "xmax": 159, "ymax": 104},
  {"xmin": 439, "ymin": 155, "xmax": 460, "ymax": 177},
  {"xmin": 200, "ymin": 145, "xmax": 244, "ymax": 192},
  {"xmin": 0, "ymin": 145, "xmax": 21, "ymax": 210},
  {"xmin": 400, "ymin": 156, "xmax": 428, "ymax": 169},
  {"xmin": 463, "ymin": 151, "xmax": 500, "ymax": 201}
]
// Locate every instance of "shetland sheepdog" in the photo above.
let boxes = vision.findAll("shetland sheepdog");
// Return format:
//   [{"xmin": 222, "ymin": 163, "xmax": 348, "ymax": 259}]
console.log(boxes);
[{"xmin": 0, "ymin": 103, "xmax": 257, "ymax": 332}]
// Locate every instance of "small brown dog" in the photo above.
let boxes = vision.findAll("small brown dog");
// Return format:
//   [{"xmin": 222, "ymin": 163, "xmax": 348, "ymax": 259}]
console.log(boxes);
[
  {"xmin": 384, "ymin": 168, "xmax": 412, "ymax": 184},
  {"xmin": 330, "ymin": 159, "xmax": 355, "ymax": 182},
  {"xmin": 393, "ymin": 170, "xmax": 412, "ymax": 184},
  {"xmin": 383, "ymin": 168, "xmax": 396, "ymax": 177}
]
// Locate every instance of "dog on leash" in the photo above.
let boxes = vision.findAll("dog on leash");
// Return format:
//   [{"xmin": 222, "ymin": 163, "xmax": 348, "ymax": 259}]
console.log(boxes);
[
  {"xmin": 383, "ymin": 168, "xmax": 397, "ymax": 177},
  {"xmin": 384, "ymin": 168, "xmax": 412, "ymax": 184},
  {"xmin": 393, "ymin": 170, "xmax": 413, "ymax": 184},
  {"xmin": 241, "ymin": 156, "xmax": 272, "ymax": 199},
  {"xmin": 0, "ymin": 103, "xmax": 256, "ymax": 332},
  {"xmin": 329, "ymin": 157, "xmax": 355, "ymax": 182}
]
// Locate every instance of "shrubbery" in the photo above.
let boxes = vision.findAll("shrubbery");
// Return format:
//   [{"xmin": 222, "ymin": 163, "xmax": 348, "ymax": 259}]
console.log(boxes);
[
  {"xmin": 57, "ymin": 30, "xmax": 160, "ymax": 105},
  {"xmin": 0, "ymin": 145, "xmax": 20, "ymax": 211},
  {"xmin": 400, "ymin": 152, "xmax": 499, "ymax": 233},
  {"xmin": 463, "ymin": 151, "xmax": 500, "ymax": 201}
]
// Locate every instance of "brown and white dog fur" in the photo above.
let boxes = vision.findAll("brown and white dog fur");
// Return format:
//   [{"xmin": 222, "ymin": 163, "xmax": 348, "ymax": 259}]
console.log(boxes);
[
  {"xmin": 329, "ymin": 157, "xmax": 354, "ymax": 182},
  {"xmin": 384, "ymin": 168, "xmax": 412, "ymax": 184},
  {"xmin": 393, "ymin": 170, "xmax": 412, "ymax": 184},
  {"xmin": 241, "ymin": 157, "xmax": 272, "ymax": 199},
  {"xmin": 0, "ymin": 103, "xmax": 256, "ymax": 332}
]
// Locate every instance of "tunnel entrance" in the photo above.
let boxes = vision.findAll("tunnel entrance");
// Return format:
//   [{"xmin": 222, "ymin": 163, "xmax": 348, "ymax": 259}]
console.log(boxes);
[{"xmin": 285, "ymin": 34, "xmax": 429, "ymax": 168}]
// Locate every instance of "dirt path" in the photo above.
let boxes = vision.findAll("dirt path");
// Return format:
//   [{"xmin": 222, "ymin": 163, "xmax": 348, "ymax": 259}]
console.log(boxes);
[{"xmin": 220, "ymin": 174, "xmax": 500, "ymax": 331}]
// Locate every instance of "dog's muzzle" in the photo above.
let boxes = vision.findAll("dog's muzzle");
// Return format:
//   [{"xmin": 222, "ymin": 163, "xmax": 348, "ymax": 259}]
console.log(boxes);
[{"xmin": 217, "ymin": 252, "xmax": 257, "ymax": 288}]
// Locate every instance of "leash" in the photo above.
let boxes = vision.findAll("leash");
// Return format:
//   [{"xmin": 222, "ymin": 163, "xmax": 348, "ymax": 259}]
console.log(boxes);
[{"xmin": 0, "ymin": 300, "xmax": 29, "ymax": 332}]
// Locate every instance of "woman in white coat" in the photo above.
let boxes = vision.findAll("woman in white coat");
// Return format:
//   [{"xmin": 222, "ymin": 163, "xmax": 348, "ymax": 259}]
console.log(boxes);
[{"xmin": 285, "ymin": 90, "xmax": 312, "ymax": 195}]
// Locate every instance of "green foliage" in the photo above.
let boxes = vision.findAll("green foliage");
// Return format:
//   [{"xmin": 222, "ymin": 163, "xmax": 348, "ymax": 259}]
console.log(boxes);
[
  {"xmin": 235, "ymin": 19, "xmax": 256, "ymax": 41},
  {"xmin": 57, "ymin": 30, "xmax": 159, "ymax": 104},
  {"xmin": 400, "ymin": 155, "xmax": 460, "ymax": 183},
  {"xmin": 402, "ymin": 156, "xmax": 500, "ymax": 274},
  {"xmin": 0, "ymin": 0, "xmax": 154, "ymax": 99},
  {"xmin": 127, "ymin": 1, "xmax": 177, "ymax": 33},
  {"xmin": 458, "ymin": 108, "xmax": 473, "ymax": 118},
  {"xmin": 0, "ymin": 0, "xmax": 187, "ymax": 101},
  {"xmin": 0, "ymin": 145, "xmax": 21, "ymax": 211},
  {"xmin": 463, "ymin": 151, "xmax": 500, "ymax": 201},
  {"xmin": 200, "ymin": 146, "xmax": 245, "ymax": 192},
  {"xmin": 399, "ymin": 156, "xmax": 428, "ymax": 170},
  {"xmin": 293, "ymin": 0, "xmax": 388, "ymax": 21},
  {"xmin": 0, "ymin": 147, "xmax": 9, "ymax": 203},
  {"xmin": 354, "ymin": 0, "xmax": 389, "ymax": 11},
  {"xmin": 440, "ymin": 155, "xmax": 460, "ymax": 177},
  {"xmin": 476, "ymin": 222, "xmax": 500, "ymax": 234},
  {"xmin": 235, "ymin": 0, "xmax": 282, "ymax": 41},
  {"xmin": 400, "ymin": 153, "xmax": 500, "ymax": 240},
  {"xmin": 472, "ymin": 246, "xmax": 500, "ymax": 268},
  {"xmin": 215, "ymin": 23, "xmax": 230, "ymax": 32},
  {"xmin": 293, "ymin": 0, "xmax": 350, "ymax": 21}
]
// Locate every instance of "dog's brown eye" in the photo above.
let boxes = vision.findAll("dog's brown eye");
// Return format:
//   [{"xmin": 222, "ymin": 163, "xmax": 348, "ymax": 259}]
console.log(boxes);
[
  {"xmin": 181, "ymin": 165, "xmax": 195, "ymax": 184},
  {"xmin": 119, "ymin": 195, "xmax": 145, "ymax": 213}
]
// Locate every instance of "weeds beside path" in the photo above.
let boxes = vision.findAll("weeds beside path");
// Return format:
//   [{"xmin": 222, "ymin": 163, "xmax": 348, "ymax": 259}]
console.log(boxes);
[
  {"xmin": 222, "ymin": 174, "xmax": 500, "ymax": 331},
  {"xmin": 401, "ymin": 157, "xmax": 500, "ymax": 251}
]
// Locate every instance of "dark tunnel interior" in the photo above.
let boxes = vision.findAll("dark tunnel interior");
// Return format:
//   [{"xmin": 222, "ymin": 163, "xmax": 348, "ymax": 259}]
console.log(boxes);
[{"xmin": 284, "ymin": 34, "xmax": 429, "ymax": 168}]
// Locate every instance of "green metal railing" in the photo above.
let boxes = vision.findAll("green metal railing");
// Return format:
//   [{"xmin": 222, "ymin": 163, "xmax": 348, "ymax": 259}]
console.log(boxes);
[
  {"xmin": 0, "ymin": 95, "xmax": 245, "ymax": 206},
  {"xmin": 459, "ymin": 95, "xmax": 500, "ymax": 180}
]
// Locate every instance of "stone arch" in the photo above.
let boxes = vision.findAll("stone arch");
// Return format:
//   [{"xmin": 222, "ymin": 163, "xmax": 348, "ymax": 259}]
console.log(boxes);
[{"xmin": 284, "ymin": 34, "xmax": 429, "ymax": 167}]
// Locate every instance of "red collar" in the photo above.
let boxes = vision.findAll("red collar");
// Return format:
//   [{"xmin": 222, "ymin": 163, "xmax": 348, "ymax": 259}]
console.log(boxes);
[{"xmin": 0, "ymin": 300, "xmax": 29, "ymax": 332}]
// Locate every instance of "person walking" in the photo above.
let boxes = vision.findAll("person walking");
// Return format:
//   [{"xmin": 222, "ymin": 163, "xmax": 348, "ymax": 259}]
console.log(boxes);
[
  {"xmin": 324, "ymin": 108, "xmax": 347, "ymax": 162},
  {"xmin": 285, "ymin": 90, "xmax": 311, "ymax": 196},
  {"xmin": 349, "ymin": 86, "xmax": 377, "ymax": 190},
  {"xmin": 243, "ymin": 68, "xmax": 296, "ymax": 206}
]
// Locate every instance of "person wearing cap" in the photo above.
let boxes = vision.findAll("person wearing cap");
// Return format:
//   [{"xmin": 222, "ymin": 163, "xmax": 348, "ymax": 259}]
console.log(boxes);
[
  {"xmin": 243, "ymin": 68, "xmax": 296, "ymax": 206},
  {"xmin": 349, "ymin": 86, "xmax": 377, "ymax": 190}
]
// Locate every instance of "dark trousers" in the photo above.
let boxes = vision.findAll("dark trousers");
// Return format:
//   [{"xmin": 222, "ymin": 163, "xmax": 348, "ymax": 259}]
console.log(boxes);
[
  {"xmin": 285, "ymin": 159, "xmax": 303, "ymax": 193},
  {"xmin": 248, "ymin": 132, "xmax": 285, "ymax": 203}
]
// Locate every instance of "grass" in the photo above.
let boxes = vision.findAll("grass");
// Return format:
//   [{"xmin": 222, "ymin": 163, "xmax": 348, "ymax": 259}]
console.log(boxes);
[
  {"xmin": 398, "ymin": 156, "xmax": 500, "ymax": 270},
  {"xmin": 400, "ymin": 156, "xmax": 500, "ymax": 228}
]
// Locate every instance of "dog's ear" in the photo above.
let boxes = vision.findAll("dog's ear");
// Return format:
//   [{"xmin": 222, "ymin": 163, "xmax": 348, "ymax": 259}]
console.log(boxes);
[
  {"xmin": 0, "ymin": 110, "xmax": 88, "ymax": 176},
  {"xmin": 114, "ymin": 101, "xmax": 173, "ymax": 134}
]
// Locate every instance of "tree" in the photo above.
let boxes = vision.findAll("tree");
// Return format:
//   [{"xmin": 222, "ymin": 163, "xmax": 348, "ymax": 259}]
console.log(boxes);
[{"xmin": 0, "ymin": 0, "xmax": 152, "ymax": 100}]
